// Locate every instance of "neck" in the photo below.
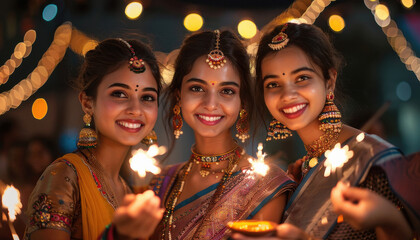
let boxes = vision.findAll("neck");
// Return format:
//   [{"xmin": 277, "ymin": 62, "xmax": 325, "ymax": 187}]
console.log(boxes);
[
  {"xmin": 193, "ymin": 131, "xmax": 237, "ymax": 155},
  {"xmin": 94, "ymin": 139, "xmax": 130, "ymax": 181},
  {"xmin": 296, "ymin": 121, "xmax": 324, "ymax": 145}
]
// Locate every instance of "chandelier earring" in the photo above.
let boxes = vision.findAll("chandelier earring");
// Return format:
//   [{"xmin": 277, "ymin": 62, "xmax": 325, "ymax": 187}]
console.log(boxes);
[
  {"xmin": 77, "ymin": 113, "xmax": 97, "ymax": 149},
  {"xmin": 172, "ymin": 102, "xmax": 183, "ymax": 139},
  {"xmin": 319, "ymin": 92, "xmax": 342, "ymax": 133},
  {"xmin": 266, "ymin": 118, "xmax": 292, "ymax": 141},
  {"xmin": 235, "ymin": 109, "xmax": 250, "ymax": 143}
]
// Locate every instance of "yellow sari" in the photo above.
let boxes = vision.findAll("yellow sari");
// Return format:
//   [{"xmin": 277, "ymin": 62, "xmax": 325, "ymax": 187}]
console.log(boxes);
[{"xmin": 62, "ymin": 153, "xmax": 114, "ymax": 240}]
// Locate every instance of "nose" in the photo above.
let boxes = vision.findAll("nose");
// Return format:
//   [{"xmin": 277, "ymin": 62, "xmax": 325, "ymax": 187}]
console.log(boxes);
[
  {"xmin": 126, "ymin": 98, "xmax": 142, "ymax": 116},
  {"xmin": 203, "ymin": 91, "xmax": 218, "ymax": 111},
  {"xmin": 280, "ymin": 83, "xmax": 298, "ymax": 103}
]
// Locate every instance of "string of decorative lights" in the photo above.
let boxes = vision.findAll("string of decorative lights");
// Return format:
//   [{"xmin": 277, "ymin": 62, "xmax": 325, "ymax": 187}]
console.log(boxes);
[
  {"xmin": 364, "ymin": 0, "xmax": 420, "ymax": 81},
  {"xmin": 0, "ymin": 22, "xmax": 72, "ymax": 115}
]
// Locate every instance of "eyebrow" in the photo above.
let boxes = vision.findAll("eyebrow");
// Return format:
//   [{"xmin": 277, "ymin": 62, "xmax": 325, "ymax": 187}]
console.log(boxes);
[
  {"xmin": 262, "ymin": 66, "xmax": 316, "ymax": 82},
  {"xmin": 108, "ymin": 83, "xmax": 158, "ymax": 93},
  {"xmin": 185, "ymin": 78, "xmax": 240, "ymax": 88}
]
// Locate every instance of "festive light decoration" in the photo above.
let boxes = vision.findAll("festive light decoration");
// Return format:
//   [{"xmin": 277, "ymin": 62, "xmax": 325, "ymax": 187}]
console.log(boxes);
[
  {"xmin": 323, "ymin": 143, "xmax": 354, "ymax": 177},
  {"xmin": 129, "ymin": 144, "xmax": 165, "ymax": 178},
  {"xmin": 0, "ymin": 22, "xmax": 71, "ymax": 116},
  {"xmin": 244, "ymin": 143, "xmax": 270, "ymax": 179},
  {"xmin": 1, "ymin": 184, "xmax": 22, "ymax": 240},
  {"xmin": 238, "ymin": 20, "xmax": 257, "ymax": 39},
  {"xmin": 125, "ymin": 1, "xmax": 143, "ymax": 20},
  {"xmin": 364, "ymin": 0, "xmax": 420, "ymax": 81},
  {"xmin": 184, "ymin": 13, "xmax": 204, "ymax": 32},
  {"xmin": 328, "ymin": 15, "xmax": 345, "ymax": 32}
]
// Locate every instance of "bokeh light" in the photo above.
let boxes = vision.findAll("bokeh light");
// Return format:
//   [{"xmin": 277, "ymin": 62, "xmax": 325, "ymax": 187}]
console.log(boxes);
[
  {"xmin": 42, "ymin": 4, "xmax": 58, "ymax": 22},
  {"xmin": 125, "ymin": 2, "xmax": 143, "ymax": 20},
  {"xmin": 328, "ymin": 15, "xmax": 345, "ymax": 32},
  {"xmin": 396, "ymin": 81, "xmax": 411, "ymax": 101},
  {"xmin": 375, "ymin": 4, "xmax": 390, "ymax": 20},
  {"xmin": 32, "ymin": 98, "xmax": 48, "ymax": 120},
  {"xmin": 183, "ymin": 13, "xmax": 203, "ymax": 32},
  {"xmin": 238, "ymin": 20, "xmax": 257, "ymax": 39},
  {"xmin": 401, "ymin": 0, "xmax": 415, "ymax": 9}
]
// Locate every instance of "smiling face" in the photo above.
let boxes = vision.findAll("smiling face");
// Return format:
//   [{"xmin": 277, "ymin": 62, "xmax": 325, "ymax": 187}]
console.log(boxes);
[
  {"xmin": 84, "ymin": 63, "xmax": 158, "ymax": 147},
  {"xmin": 262, "ymin": 46, "xmax": 335, "ymax": 132},
  {"xmin": 179, "ymin": 56, "xmax": 241, "ymax": 139}
]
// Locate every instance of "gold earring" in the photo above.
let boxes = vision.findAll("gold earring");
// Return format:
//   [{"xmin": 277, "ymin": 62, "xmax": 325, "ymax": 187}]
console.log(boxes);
[
  {"xmin": 141, "ymin": 129, "xmax": 158, "ymax": 146},
  {"xmin": 319, "ymin": 92, "xmax": 342, "ymax": 133},
  {"xmin": 77, "ymin": 113, "xmax": 97, "ymax": 148},
  {"xmin": 172, "ymin": 102, "xmax": 183, "ymax": 139},
  {"xmin": 235, "ymin": 109, "xmax": 250, "ymax": 143},
  {"xmin": 266, "ymin": 118, "xmax": 292, "ymax": 141}
]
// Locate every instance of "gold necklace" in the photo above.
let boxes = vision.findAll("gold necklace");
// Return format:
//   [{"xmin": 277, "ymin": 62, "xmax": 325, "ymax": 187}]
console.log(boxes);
[
  {"xmin": 190, "ymin": 144, "xmax": 240, "ymax": 178},
  {"xmin": 301, "ymin": 128, "xmax": 341, "ymax": 175},
  {"xmin": 161, "ymin": 147, "xmax": 242, "ymax": 240}
]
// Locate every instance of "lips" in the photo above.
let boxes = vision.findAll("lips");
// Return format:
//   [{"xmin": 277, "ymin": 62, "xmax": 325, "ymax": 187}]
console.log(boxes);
[
  {"xmin": 116, "ymin": 119, "xmax": 144, "ymax": 133},
  {"xmin": 196, "ymin": 114, "xmax": 223, "ymax": 126},
  {"xmin": 281, "ymin": 103, "xmax": 307, "ymax": 119}
]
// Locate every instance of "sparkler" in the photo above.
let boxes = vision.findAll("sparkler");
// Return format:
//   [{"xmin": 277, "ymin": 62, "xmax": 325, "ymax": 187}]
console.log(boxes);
[
  {"xmin": 1, "ymin": 185, "xmax": 22, "ymax": 240},
  {"xmin": 323, "ymin": 143, "xmax": 354, "ymax": 178},
  {"xmin": 129, "ymin": 144, "xmax": 165, "ymax": 178},
  {"xmin": 245, "ymin": 143, "xmax": 270, "ymax": 178}
]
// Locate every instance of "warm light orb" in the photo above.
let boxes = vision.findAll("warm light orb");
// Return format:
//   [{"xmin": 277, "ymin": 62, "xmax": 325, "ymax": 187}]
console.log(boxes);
[
  {"xmin": 401, "ymin": 0, "xmax": 415, "ymax": 9},
  {"xmin": 82, "ymin": 40, "xmax": 98, "ymax": 56},
  {"xmin": 375, "ymin": 4, "xmax": 390, "ymax": 20},
  {"xmin": 183, "ymin": 13, "xmax": 203, "ymax": 32},
  {"xmin": 328, "ymin": 15, "xmax": 345, "ymax": 32},
  {"xmin": 324, "ymin": 143, "xmax": 354, "ymax": 177},
  {"xmin": 125, "ymin": 2, "xmax": 143, "ymax": 20},
  {"xmin": 2, "ymin": 185, "xmax": 22, "ymax": 222},
  {"xmin": 32, "ymin": 98, "xmax": 48, "ymax": 120},
  {"xmin": 238, "ymin": 20, "xmax": 257, "ymax": 39}
]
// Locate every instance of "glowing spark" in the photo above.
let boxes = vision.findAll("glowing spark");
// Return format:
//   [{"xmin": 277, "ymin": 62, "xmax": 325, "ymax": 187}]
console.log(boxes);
[
  {"xmin": 356, "ymin": 132, "xmax": 365, "ymax": 142},
  {"xmin": 1, "ymin": 185, "xmax": 22, "ymax": 222},
  {"xmin": 130, "ymin": 144, "xmax": 165, "ymax": 178},
  {"xmin": 246, "ymin": 143, "xmax": 269, "ymax": 178},
  {"xmin": 323, "ymin": 143, "xmax": 354, "ymax": 177}
]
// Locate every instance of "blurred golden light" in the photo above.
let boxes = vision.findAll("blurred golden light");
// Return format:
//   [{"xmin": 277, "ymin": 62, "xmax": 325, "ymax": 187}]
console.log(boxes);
[
  {"xmin": 238, "ymin": 20, "xmax": 257, "ymax": 39},
  {"xmin": 82, "ymin": 40, "xmax": 98, "ymax": 56},
  {"xmin": 125, "ymin": 2, "xmax": 143, "ymax": 20},
  {"xmin": 375, "ymin": 4, "xmax": 390, "ymax": 20},
  {"xmin": 183, "ymin": 13, "xmax": 203, "ymax": 32},
  {"xmin": 14, "ymin": 42, "xmax": 27, "ymax": 59},
  {"xmin": 401, "ymin": 0, "xmax": 415, "ymax": 8},
  {"xmin": 24, "ymin": 30, "xmax": 36, "ymax": 45},
  {"xmin": 329, "ymin": 15, "xmax": 345, "ymax": 32},
  {"xmin": 32, "ymin": 98, "xmax": 48, "ymax": 120}
]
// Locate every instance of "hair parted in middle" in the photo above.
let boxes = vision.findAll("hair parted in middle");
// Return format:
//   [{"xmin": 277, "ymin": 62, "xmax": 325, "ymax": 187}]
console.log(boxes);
[{"xmin": 163, "ymin": 29, "xmax": 254, "ymax": 140}]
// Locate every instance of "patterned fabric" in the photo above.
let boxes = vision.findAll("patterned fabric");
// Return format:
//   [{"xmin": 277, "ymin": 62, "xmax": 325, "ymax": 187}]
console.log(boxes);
[
  {"xmin": 150, "ymin": 160, "xmax": 296, "ymax": 240},
  {"xmin": 283, "ymin": 134, "xmax": 417, "ymax": 239},
  {"xmin": 25, "ymin": 159, "xmax": 82, "ymax": 239}
]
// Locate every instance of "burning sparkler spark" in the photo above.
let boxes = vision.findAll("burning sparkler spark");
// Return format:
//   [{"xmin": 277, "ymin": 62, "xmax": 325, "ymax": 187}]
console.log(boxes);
[
  {"xmin": 324, "ymin": 143, "xmax": 354, "ymax": 177},
  {"xmin": 130, "ymin": 144, "xmax": 165, "ymax": 177},
  {"xmin": 1, "ymin": 185, "xmax": 22, "ymax": 222},
  {"xmin": 246, "ymin": 143, "xmax": 269, "ymax": 178}
]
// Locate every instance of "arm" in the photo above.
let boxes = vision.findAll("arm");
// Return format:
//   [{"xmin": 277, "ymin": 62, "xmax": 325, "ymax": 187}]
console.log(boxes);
[{"xmin": 331, "ymin": 181, "xmax": 412, "ymax": 240}]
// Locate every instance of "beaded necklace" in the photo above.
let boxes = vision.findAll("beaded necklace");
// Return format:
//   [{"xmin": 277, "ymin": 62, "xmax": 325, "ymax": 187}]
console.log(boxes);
[
  {"xmin": 161, "ymin": 146, "xmax": 242, "ymax": 240},
  {"xmin": 191, "ymin": 144, "xmax": 240, "ymax": 178},
  {"xmin": 301, "ymin": 127, "xmax": 342, "ymax": 176}
]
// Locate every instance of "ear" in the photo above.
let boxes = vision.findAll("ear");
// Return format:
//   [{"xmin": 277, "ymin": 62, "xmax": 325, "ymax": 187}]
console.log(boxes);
[
  {"xmin": 79, "ymin": 92, "xmax": 94, "ymax": 115},
  {"xmin": 326, "ymin": 68, "xmax": 337, "ymax": 93}
]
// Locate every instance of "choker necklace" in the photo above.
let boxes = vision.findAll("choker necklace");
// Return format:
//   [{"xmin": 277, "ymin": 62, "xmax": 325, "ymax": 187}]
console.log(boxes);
[
  {"xmin": 191, "ymin": 145, "xmax": 241, "ymax": 178},
  {"xmin": 301, "ymin": 127, "xmax": 341, "ymax": 176},
  {"xmin": 161, "ymin": 145, "xmax": 242, "ymax": 240}
]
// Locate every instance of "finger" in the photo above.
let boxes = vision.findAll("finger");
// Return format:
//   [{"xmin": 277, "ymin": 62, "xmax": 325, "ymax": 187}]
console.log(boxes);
[
  {"xmin": 276, "ymin": 223, "xmax": 306, "ymax": 239},
  {"xmin": 340, "ymin": 186, "xmax": 370, "ymax": 202}
]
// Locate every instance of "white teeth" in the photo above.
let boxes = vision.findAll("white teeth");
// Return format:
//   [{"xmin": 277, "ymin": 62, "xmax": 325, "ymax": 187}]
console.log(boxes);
[
  {"xmin": 198, "ymin": 115, "xmax": 222, "ymax": 122},
  {"xmin": 118, "ymin": 121, "xmax": 142, "ymax": 129},
  {"xmin": 283, "ymin": 104, "xmax": 306, "ymax": 114}
]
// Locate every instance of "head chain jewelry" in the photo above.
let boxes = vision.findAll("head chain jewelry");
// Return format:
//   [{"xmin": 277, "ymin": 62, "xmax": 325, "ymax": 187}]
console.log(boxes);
[
  {"xmin": 268, "ymin": 24, "xmax": 289, "ymax": 50},
  {"xmin": 118, "ymin": 38, "xmax": 146, "ymax": 73},
  {"xmin": 206, "ymin": 30, "xmax": 227, "ymax": 69}
]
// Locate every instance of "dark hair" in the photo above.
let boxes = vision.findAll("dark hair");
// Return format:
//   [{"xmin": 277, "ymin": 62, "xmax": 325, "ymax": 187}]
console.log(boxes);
[
  {"xmin": 255, "ymin": 23, "xmax": 344, "ymax": 120},
  {"xmin": 73, "ymin": 38, "xmax": 162, "ymax": 99},
  {"xmin": 163, "ymin": 29, "xmax": 254, "ymax": 141}
]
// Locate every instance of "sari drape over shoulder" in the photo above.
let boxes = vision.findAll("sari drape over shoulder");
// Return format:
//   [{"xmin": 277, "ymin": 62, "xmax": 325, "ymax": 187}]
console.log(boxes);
[
  {"xmin": 283, "ymin": 134, "xmax": 420, "ymax": 239},
  {"xmin": 150, "ymin": 162, "xmax": 295, "ymax": 240},
  {"xmin": 25, "ymin": 153, "xmax": 117, "ymax": 240}
]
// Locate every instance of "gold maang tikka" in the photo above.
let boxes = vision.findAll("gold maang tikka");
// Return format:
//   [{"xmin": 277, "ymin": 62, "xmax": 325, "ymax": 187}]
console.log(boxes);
[
  {"xmin": 118, "ymin": 38, "xmax": 146, "ymax": 73},
  {"xmin": 206, "ymin": 30, "xmax": 227, "ymax": 69},
  {"xmin": 268, "ymin": 24, "xmax": 289, "ymax": 50}
]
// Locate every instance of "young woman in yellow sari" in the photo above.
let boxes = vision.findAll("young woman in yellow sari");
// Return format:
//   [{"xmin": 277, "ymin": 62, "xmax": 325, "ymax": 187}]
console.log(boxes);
[{"xmin": 24, "ymin": 38, "xmax": 163, "ymax": 240}]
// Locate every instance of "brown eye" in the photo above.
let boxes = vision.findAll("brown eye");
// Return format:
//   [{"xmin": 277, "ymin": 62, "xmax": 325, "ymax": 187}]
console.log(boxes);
[{"xmin": 111, "ymin": 91, "xmax": 127, "ymax": 98}]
